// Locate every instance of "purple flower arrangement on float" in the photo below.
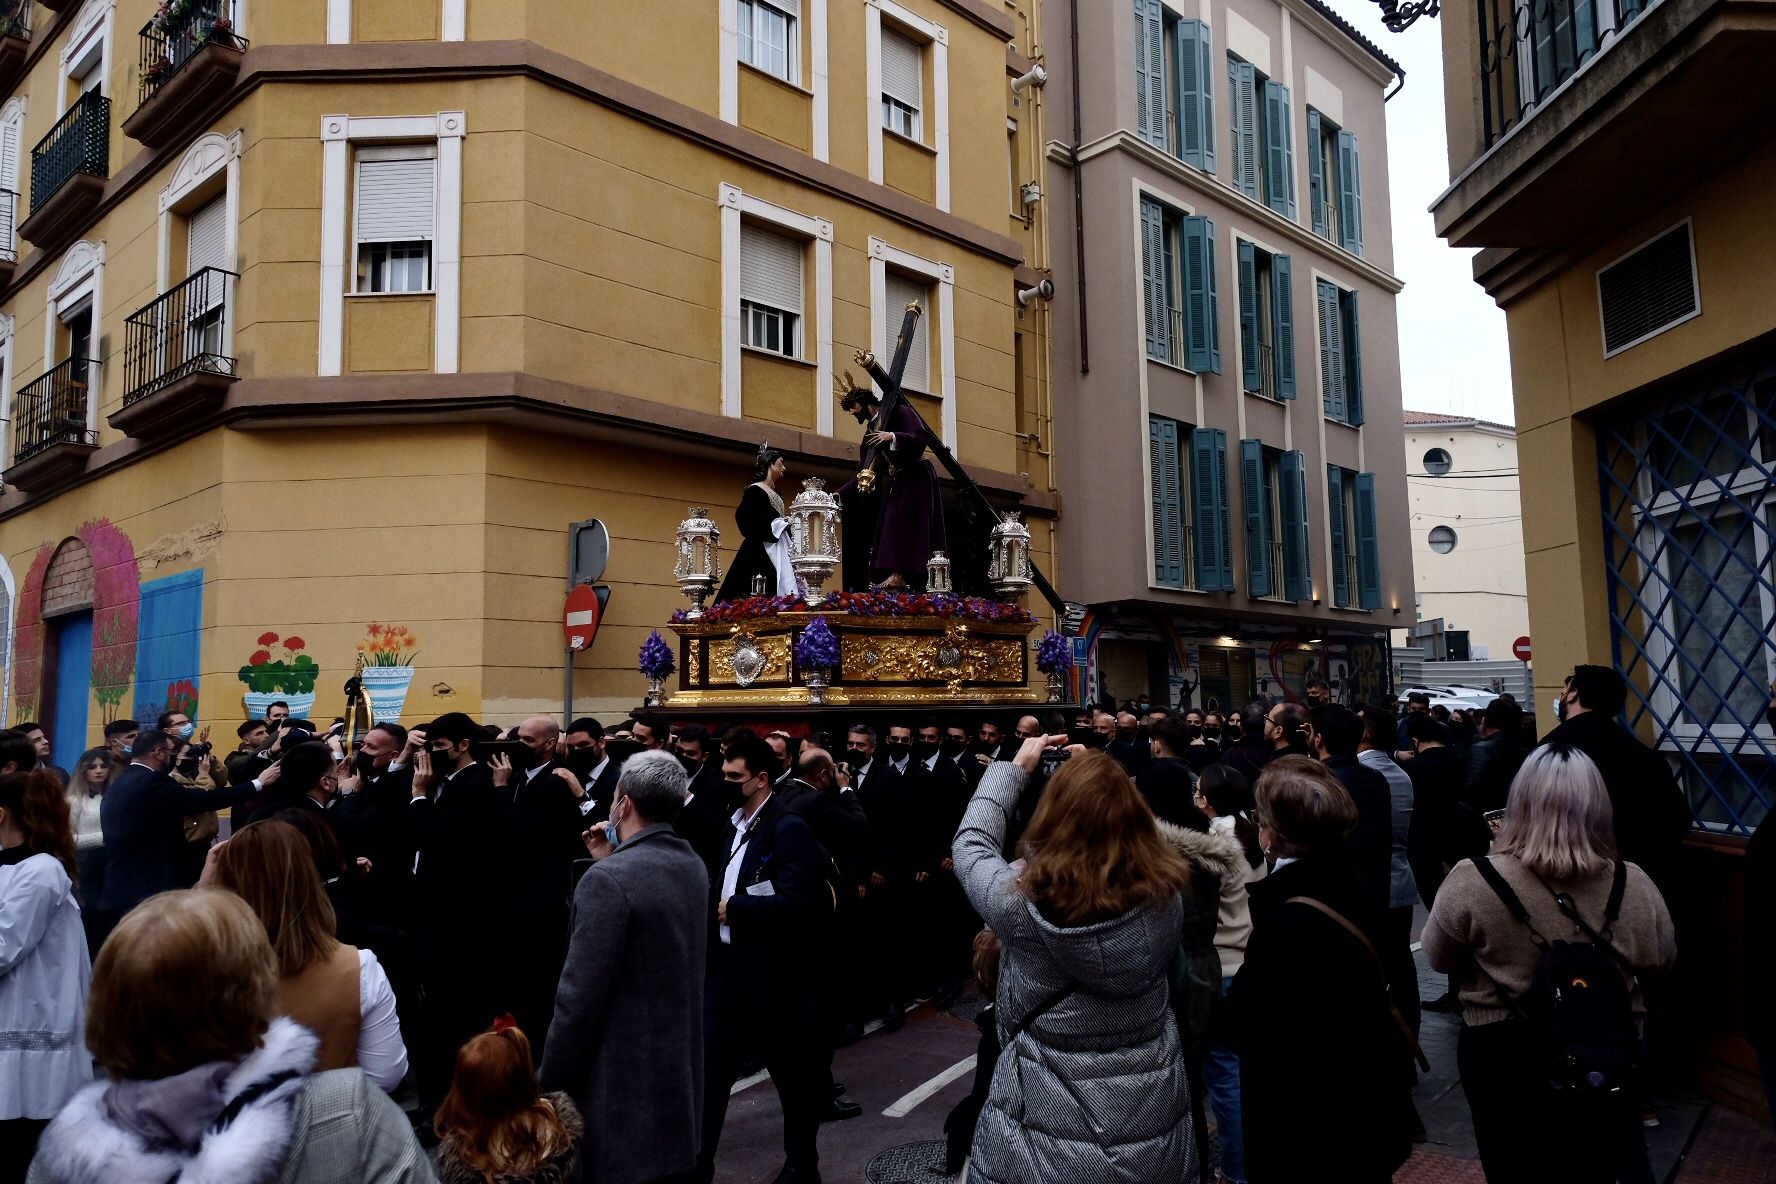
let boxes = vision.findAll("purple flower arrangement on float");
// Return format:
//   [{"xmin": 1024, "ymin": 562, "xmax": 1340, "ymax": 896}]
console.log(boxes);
[
  {"xmin": 1035, "ymin": 629, "xmax": 1073, "ymax": 673},
  {"xmin": 674, "ymin": 590, "xmax": 1035, "ymax": 625},
  {"xmin": 792, "ymin": 616, "xmax": 841, "ymax": 670},
  {"xmin": 637, "ymin": 630, "xmax": 676, "ymax": 679}
]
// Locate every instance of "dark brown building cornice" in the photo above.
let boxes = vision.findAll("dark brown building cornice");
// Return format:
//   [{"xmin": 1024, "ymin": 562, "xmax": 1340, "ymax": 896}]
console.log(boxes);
[{"xmin": 939, "ymin": 0, "xmax": 1018, "ymax": 41}]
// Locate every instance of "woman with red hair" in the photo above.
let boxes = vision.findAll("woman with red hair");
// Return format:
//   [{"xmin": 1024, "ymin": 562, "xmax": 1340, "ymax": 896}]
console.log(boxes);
[{"xmin": 432, "ymin": 1022, "xmax": 582, "ymax": 1184}]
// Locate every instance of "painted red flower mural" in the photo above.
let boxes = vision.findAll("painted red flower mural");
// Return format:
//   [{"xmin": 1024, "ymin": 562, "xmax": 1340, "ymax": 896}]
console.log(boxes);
[
  {"xmin": 81, "ymin": 521, "xmax": 141, "ymax": 725},
  {"xmin": 10, "ymin": 546, "xmax": 52, "ymax": 723}
]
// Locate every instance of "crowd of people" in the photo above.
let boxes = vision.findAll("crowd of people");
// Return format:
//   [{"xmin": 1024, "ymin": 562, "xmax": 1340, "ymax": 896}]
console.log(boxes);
[{"xmin": 0, "ymin": 661, "xmax": 1751, "ymax": 1183}]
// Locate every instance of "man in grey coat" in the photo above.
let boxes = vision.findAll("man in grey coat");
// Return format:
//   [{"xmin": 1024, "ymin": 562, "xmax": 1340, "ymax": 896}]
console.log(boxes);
[{"xmin": 540, "ymin": 749, "xmax": 710, "ymax": 1184}]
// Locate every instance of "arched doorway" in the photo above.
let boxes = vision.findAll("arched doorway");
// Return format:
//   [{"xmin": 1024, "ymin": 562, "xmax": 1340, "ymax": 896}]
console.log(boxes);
[{"xmin": 40, "ymin": 538, "xmax": 94, "ymax": 772}]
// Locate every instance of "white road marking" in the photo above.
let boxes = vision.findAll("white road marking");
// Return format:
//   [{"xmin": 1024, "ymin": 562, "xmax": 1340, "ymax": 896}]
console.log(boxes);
[
  {"xmin": 883, "ymin": 1056, "xmax": 977, "ymax": 1118},
  {"xmin": 729, "ymin": 1069, "xmax": 770, "ymax": 1095}
]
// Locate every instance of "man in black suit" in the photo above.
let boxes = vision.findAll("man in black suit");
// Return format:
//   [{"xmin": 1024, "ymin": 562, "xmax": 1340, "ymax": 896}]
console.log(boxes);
[
  {"xmin": 330, "ymin": 722, "xmax": 414, "ymax": 890},
  {"xmin": 409, "ymin": 712, "xmax": 509, "ymax": 1107},
  {"xmin": 562, "ymin": 716, "xmax": 622, "ymax": 821},
  {"xmin": 914, "ymin": 719, "xmax": 974, "ymax": 1001},
  {"xmin": 1137, "ymin": 715, "xmax": 1209, "ymax": 830},
  {"xmin": 847, "ymin": 724, "xmax": 910, "ymax": 1032},
  {"xmin": 243, "ymin": 740, "xmax": 339, "ymax": 828},
  {"xmin": 677, "ymin": 724, "xmax": 725, "ymax": 804},
  {"xmin": 1307, "ymin": 705, "xmax": 1396, "ymax": 929},
  {"xmin": 697, "ymin": 734, "xmax": 826, "ymax": 1184},
  {"xmin": 940, "ymin": 720, "xmax": 980, "ymax": 788},
  {"xmin": 95, "ymin": 729, "xmax": 258, "ymax": 947}
]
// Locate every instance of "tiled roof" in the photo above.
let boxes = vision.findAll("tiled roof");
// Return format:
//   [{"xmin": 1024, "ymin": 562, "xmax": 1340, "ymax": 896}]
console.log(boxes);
[
  {"xmin": 1302, "ymin": 0, "xmax": 1406, "ymax": 79},
  {"xmin": 1404, "ymin": 409, "xmax": 1518, "ymax": 432}
]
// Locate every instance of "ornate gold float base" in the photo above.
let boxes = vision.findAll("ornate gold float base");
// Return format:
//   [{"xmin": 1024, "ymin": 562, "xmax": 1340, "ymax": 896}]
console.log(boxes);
[{"xmin": 667, "ymin": 612, "xmax": 1041, "ymax": 708}]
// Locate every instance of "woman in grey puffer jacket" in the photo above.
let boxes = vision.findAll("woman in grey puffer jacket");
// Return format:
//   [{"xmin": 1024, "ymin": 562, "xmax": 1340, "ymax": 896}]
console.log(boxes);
[{"xmin": 952, "ymin": 737, "xmax": 1198, "ymax": 1184}]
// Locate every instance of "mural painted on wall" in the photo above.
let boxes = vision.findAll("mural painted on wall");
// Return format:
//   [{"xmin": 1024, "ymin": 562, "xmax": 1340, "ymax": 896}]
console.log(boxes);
[
  {"xmin": 238, "ymin": 632, "xmax": 320, "ymax": 720},
  {"xmin": 356, "ymin": 622, "xmax": 420, "ymax": 723},
  {"xmin": 11, "ymin": 520, "xmax": 141, "ymax": 725},
  {"xmin": 133, "ymin": 570, "xmax": 205, "ymax": 728}
]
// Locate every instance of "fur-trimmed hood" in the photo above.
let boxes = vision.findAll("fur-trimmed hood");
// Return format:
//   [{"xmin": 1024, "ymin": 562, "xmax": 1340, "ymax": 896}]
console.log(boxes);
[
  {"xmin": 31, "ymin": 1018, "xmax": 318, "ymax": 1184},
  {"xmin": 433, "ymin": 1092, "xmax": 586, "ymax": 1184},
  {"xmin": 1157, "ymin": 820, "xmax": 1249, "ymax": 882}
]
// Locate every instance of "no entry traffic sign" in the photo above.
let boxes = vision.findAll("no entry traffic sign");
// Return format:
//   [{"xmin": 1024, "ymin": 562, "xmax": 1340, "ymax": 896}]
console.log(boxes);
[
  {"xmin": 564, "ymin": 583, "xmax": 604, "ymax": 653},
  {"xmin": 1512, "ymin": 636, "xmax": 1532, "ymax": 662}
]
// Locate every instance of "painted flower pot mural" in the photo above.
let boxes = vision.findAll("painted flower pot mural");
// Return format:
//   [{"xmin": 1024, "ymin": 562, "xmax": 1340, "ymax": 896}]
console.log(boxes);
[
  {"xmin": 238, "ymin": 632, "xmax": 319, "ymax": 719},
  {"xmin": 357, "ymin": 622, "xmax": 419, "ymax": 723}
]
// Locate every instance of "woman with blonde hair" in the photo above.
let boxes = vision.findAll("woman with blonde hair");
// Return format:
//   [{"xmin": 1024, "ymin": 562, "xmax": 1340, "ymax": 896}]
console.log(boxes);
[
  {"xmin": 62, "ymin": 752, "xmax": 109, "ymax": 922},
  {"xmin": 952, "ymin": 738, "xmax": 1197, "ymax": 1183},
  {"xmin": 206, "ymin": 820, "xmax": 408, "ymax": 1092},
  {"xmin": 433, "ymin": 1021, "xmax": 582, "ymax": 1184},
  {"xmin": 1424, "ymin": 744, "xmax": 1675, "ymax": 1182},
  {"xmin": 25, "ymin": 889, "xmax": 429, "ymax": 1184}
]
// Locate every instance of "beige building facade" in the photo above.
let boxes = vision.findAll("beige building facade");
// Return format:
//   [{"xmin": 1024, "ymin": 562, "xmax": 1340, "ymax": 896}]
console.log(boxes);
[{"xmin": 0, "ymin": 0, "xmax": 1057, "ymax": 766}]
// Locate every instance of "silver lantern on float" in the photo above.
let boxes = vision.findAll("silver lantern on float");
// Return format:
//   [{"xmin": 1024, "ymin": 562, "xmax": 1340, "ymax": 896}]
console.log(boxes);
[
  {"xmin": 988, "ymin": 511, "xmax": 1033, "ymax": 602},
  {"xmin": 788, "ymin": 478, "xmax": 842, "ymax": 600},
  {"xmin": 674, "ymin": 506, "xmax": 720, "ymax": 618},
  {"xmin": 926, "ymin": 550, "xmax": 953, "ymax": 595}
]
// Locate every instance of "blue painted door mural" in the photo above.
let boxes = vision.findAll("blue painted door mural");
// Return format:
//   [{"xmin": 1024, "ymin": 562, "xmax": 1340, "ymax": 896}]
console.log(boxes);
[
  {"xmin": 133, "ymin": 571, "xmax": 204, "ymax": 728},
  {"xmin": 51, "ymin": 614, "xmax": 93, "ymax": 773}
]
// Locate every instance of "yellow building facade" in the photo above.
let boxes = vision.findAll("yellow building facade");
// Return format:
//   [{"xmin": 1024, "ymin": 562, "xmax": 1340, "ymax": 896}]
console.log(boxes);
[{"xmin": 0, "ymin": 0, "xmax": 1057, "ymax": 761}]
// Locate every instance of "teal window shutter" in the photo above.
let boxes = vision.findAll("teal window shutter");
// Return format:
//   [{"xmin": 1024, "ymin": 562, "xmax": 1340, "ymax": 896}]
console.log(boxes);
[
  {"xmin": 131, "ymin": 570, "xmax": 205, "ymax": 726},
  {"xmin": 1272, "ymin": 253, "xmax": 1296, "ymax": 399},
  {"xmin": 1149, "ymin": 416, "xmax": 1185, "ymax": 588},
  {"xmin": 1316, "ymin": 279, "xmax": 1345, "ymax": 421},
  {"xmin": 1214, "ymin": 430, "xmax": 1233, "ymax": 589},
  {"xmin": 1182, "ymin": 215, "xmax": 1220, "ymax": 374},
  {"xmin": 1192, "ymin": 427, "xmax": 1231, "ymax": 591},
  {"xmin": 1354, "ymin": 471, "xmax": 1381, "ymax": 609},
  {"xmin": 1176, "ymin": 20, "xmax": 1214, "ymax": 172},
  {"xmin": 1307, "ymin": 109, "xmax": 1326, "ymax": 238},
  {"xmin": 1134, "ymin": 0, "xmax": 1166, "ymax": 148},
  {"xmin": 1229, "ymin": 59, "xmax": 1259, "ymax": 200},
  {"xmin": 1340, "ymin": 287, "xmax": 1364, "ymax": 426},
  {"xmin": 1240, "ymin": 439, "xmax": 1271, "ymax": 597},
  {"xmin": 1261, "ymin": 80, "xmax": 1294, "ymax": 218},
  {"xmin": 1327, "ymin": 465, "xmax": 1349, "ymax": 607},
  {"xmin": 1140, "ymin": 197, "xmax": 1167, "ymax": 360},
  {"xmin": 1237, "ymin": 240, "xmax": 1259, "ymax": 392},
  {"xmin": 1279, "ymin": 450, "xmax": 1310, "ymax": 601},
  {"xmin": 1335, "ymin": 130, "xmax": 1363, "ymax": 255}
]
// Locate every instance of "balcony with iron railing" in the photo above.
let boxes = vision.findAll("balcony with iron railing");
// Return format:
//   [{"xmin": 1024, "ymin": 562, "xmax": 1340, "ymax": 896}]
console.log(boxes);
[
  {"xmin": 0, "ymin": 0, "xmax": 31, "ymax": 93},
  {"xmin": 6, "ymin": 358, "xmax": 97, "ymax": 491},
  {"xmin": 18, "ymin": 90, "xmax": 108, "ymax": 249},
  {"xmin": 1433, "ymin": 0, "xmax": 1768, "ymax": 253},
  {"xmin": 1248, "ymin": 342, "xmax": 1277, "ymax": 399},
  {"xmin": 124, "ymin": 0, "xmax": 248, "ymax": 148},
  {"xmin": 113, "ymin": 267, "xmax": 238, "ymax": 437}
]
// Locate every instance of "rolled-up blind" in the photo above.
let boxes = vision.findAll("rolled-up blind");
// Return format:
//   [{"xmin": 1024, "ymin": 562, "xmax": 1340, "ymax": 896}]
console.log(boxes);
[
  {"xmin": 885, "ymin": 272, "xmax": 929, "ymax": 391},
  {"xmin": 881, "ymin": 29, "xmax": 922, "ymax": 110},
  {"xmin": 355, "ymin": 151, "xmax": 436, "ymax": 244},
  {"xmin": 740, "ymin": 223, "xmax": 803, "ymax": 314},
  {"xmin": 187, "ymin": 196, "xmax": 227, "ymax": 276}
]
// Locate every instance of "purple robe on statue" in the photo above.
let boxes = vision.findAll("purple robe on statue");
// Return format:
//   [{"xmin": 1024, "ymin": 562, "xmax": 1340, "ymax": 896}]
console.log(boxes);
[{"xmin": 842, "ymin": 401, "xmax": 946, "ymax": 584}]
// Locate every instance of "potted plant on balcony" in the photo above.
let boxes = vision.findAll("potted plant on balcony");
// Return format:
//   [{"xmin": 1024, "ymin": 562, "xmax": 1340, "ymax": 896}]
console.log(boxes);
[
  {"xmin": 237, "ymin": 631, "xmax": 319, "ymax": 719},
  {"xmin": 356, "ymin": 621, "xmax": 419, "ymax": 723}
]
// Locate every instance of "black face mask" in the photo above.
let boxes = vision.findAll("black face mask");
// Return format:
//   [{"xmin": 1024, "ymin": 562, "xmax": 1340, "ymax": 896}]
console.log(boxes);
[
  {"xmin": 1185, "ymin": 723, "xmax": 1202, "ymax": 739},
  {"xmin": 884, "ymin": 740, "xmax": 911, "ymax": 761},
  {"xmin": 914, "ymin": 739, "xmax": 939, "ymax": 759},
  {"xmin": 941, "ymin": 736, "xmax": 967, "ymax": 755},
  {"xmin": 846, "ymin": 745, "xmax": 869, "ymax": 763},
  {"xmin": 354, "ymin": 752, "xmax": 377, "ymax": 777},
  {"xmin": 679, "ymin": 753, "xmax": 700, "ymax": 774}
]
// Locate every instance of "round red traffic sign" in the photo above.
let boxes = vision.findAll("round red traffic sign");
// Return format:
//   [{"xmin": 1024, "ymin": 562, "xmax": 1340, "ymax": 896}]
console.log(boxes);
[
  {"xmin": 1512, "ymin": 636, "xmax": 1532, "ymax": 662},
  {"xmin": 564, "ymin": 583, "xmax": 603, "ymax": 652}
]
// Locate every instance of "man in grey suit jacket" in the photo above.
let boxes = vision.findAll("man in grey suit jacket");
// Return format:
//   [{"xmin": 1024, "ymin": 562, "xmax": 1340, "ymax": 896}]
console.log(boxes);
[{"xmin": 540, "ymin": 749, "xmax": 710, "ymax": 1184}]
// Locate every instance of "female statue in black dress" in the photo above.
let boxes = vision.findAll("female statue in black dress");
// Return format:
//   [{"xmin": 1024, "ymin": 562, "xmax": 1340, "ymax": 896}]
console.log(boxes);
[{"xmin": 714, "ymin": 443, "xmax": 797, "ymax": 603}]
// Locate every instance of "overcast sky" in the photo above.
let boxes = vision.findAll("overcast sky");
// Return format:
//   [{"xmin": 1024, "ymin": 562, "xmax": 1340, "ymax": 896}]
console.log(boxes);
[{"xmin": 1320, "ymin": 0, "xmax": 1517, "ymax": 425}]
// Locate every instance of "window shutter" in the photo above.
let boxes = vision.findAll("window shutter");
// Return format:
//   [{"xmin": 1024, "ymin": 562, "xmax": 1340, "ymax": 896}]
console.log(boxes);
[
  {"xmin": 1341, "ymin": 287, "xmax": 1364, "ymax": 426},
  {"xmin": 187, "ymin": 196, "xmax": 228, "ymax": 278},
  {"xmin": 355, "ymin": 153, "xmax": 436, "ymax": 243},
  {"xmin": 1191, "ymin": 427, "xmax": 1228, "ymax": 591},
  {"xmin": 1317, "ymin": 279, "xmax": 1344, "ymax": 421},
  {"xmin": 1354, "ymin": 471, "xmax": 1381, "ymax": 609},
  {"xmin": 1262, "ymin": 80, "xmax": 1294, "ymax": 218},
  {"xmin": 1279, "ymin": 449, "xmax": 1310, "ymax": 601},
  {"xmin": 1149, "ymin": 416, "xmax": 1185, "ymax": 588},
  {"xmin": 1229, "ymin": 60, "xmax": 1259, "ymax": 200},
  {"xmin": 1176, "ymin": 20, "xmax": 1214, "ymax": 172},
  {"xmin": 881, "ymin": 29, "xmax": 923, "ymax": 111},
  {"xmin": 1240, "ymin": 439, "xmax": 1271, "ymax": 598},
  {"xmin": 1140, "ymin": 197, "xmax": 1167, "ymax": 360},
  {"xmin": 1335, "ymin": 130, "xmax": 1363, "ymax": 256},
  {"xmin": 740, "ymin": 223, "xmax": 804, "ymax": 315},
  {"xmin": 1237, "ymin": 240, "xmax": 1259, "ymax": 392},
  {"xmin": 0, "ymin": 115, "xmax": 18, "ymax": 228},
  {"xmin": 1133, "ymin": 0, "xmax": 1166, "ymax": 149},
  {"xmin": 1327, "ymin": 466, "xmax": 1349, "ymax": 607},
  {"xmin": 1214, "ymin": 431, "xmax": 1233, "ymax": 589},
  {"xmin": 1307, "ymin": 109, "xmax": 1325, "ymax": 238},
  {"xmin": 1182, "ymin": 215, "xmax": 1220, "ymax": 374},
  {"xmin": 1272, "ymin": 253, "xmax": 1296, "ymax": 399},
  {"xmin": 885, "ymin": 272, "xmax": 930, "ymax": 391}
]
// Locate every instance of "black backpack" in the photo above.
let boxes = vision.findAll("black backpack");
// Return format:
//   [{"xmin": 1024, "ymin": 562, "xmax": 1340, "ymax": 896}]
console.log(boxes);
[{"xmin": 1473, "ymin": 857, "xmax": 1642, "ymax": 1094}]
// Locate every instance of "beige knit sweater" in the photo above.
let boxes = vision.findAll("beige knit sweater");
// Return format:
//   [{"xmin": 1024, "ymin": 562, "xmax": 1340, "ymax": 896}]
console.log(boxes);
[{"xmin": 1422, "ymin": 854, "xmax": 1677, "ymax": 1027}]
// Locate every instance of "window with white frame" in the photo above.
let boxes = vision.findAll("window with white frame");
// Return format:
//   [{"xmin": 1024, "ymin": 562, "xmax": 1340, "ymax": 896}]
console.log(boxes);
[
  {"xmin": 354, "ymin": 145, "xmax": 435, "ymax": 294},
  {"xmin": 738, "ymin": 0, "xmax": 799, "ymax": 84},
  {"xmin": 740, "ymin": 222, "xmax": 804, "ymax": 358},
  {"xmin": 884, "ymin": 270, "xmax": 930, "ymax": 392},
  {"xmin": 880, "ymin": 28, "xmax": 922, "ymax": 140}
]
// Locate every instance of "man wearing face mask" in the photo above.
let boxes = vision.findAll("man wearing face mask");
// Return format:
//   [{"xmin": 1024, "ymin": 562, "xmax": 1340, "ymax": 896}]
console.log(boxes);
[
  {"xmin": 847, "ymin": 724, "xmax": 911, "ymax": 1034},
  {"xmin": 913, "ymin": 719, "xmax": 973, "ymax": 1006},
  {"xmin": 941, "ymin": 722, "xmax": 981, "ymax": 788},
  {"xmin": 541, "ymin": 749, "xmax": 709, "ymax": 1184},
  {"xmin": 159, "ymin": 710, "xmax": 229, "ymax": 887},
  {"xmin": 1179, "ymin": 708, "xmax": 1220, "ymax": 772},
  {"xmin": 675, "ymin": 725, "xmax": 725, "ymax": 805},
  {"xmin": 329, "ymin": 722, "xmax": 414, "ymax": 914}
]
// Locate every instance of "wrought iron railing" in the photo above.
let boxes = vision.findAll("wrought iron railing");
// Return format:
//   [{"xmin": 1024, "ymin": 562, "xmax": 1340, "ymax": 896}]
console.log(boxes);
[
  {"xmin": 122, "ymin": 266, "xmax": 236, "ymax": 405},
  {"xmin": 29, "ymin": 90, "xmax": 109, "ymax": 211},
  {"xmin": 1598, "ymin": 355, "xmax": 1776, "ymax": 835},
  {"xmin": 0, "ymin": 0, "xmax": 31, "ymax": 41},
  {"xmin": 137, "ymin": 0, "xmax": 246, "ymax": 105},
  {"xmin": 0, "ymin": 190, "xmax": 15, "ymax": 262},
  {"xmin": 13, "ymin": 357, "xmax": 95, "ymax": 463},
  {"xmin": 1255, "ymin": 342, "xmax": 1276, "ymax": 398},
  {"xmin": 1164, "ymin": 307, "xmax": 1186, "ymax": 368},
  {"xmin": 1475, "ymin": 0, "xmax": 1651, "ymax": 150}
]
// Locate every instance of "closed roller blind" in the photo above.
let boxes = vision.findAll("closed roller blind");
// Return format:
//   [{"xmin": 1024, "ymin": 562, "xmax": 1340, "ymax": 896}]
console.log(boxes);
[
  {"xmin": 885, "ymin": 272, "xmax": 929, "ymax": 391},
  {"xmin": 881, "ymin": 29, "xmax": 922, "ymax": 109},
  {"xmin": 0, "ymin": 117, "xmax": 17, "ymax": 200},
  {"xmin": 355, "ymin": 152, "xmax": 436, "ymax": 244},
  {"xmin": 740, "ymin": 223, "xmax": 803, "ymax": 314},
  {"xmin": 187, "ymin": 196, "xmax": 227, "ymax": 276}
]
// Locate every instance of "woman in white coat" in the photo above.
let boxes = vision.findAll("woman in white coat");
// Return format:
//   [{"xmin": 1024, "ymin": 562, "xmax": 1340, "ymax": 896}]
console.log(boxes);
[{"xmin": 0, "ymin": 770, "xmax": 92, "ymax": 1182}]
